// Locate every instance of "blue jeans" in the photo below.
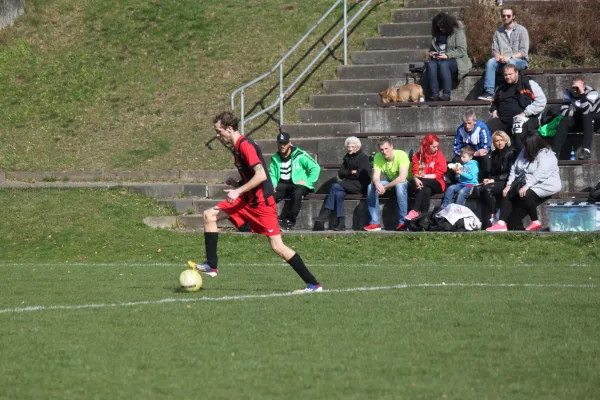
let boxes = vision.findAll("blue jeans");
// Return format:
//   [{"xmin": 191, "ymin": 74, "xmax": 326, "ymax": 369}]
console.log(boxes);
[
  {"xmin": 483, "ymin": 57, "xmax": 528, "ymax": 94},
  {"xmin": 324, "ymin": 183, "xmax": 347, "ymax": 217},
  {"xmin": 426, "ymin": 59, "xmax": 458, "ymax": 97},
  {"xmin": 441, "ymin": 183, "xmax": 473, "ymax": 209},
  {"xmin": 367, "ymin": 179, "xmax": 408, "ymax": 225}
]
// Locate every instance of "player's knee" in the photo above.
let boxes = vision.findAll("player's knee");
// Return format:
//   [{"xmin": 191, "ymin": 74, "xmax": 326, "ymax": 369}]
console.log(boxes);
[{"xmin": 203, "ymin": 208, "xmax": 219, "ymax": 222}]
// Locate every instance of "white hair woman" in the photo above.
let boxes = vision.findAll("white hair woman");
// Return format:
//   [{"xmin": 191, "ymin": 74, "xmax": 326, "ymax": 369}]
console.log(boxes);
[{"xmin": 314, "ymin": 136, "xmax": 371, "ymax": 231}]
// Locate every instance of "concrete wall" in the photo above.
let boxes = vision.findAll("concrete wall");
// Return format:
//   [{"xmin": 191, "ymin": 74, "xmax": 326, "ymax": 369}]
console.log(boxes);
[{"xmin": 0, "ymin": 0, "xmax": 23, "ymax": 31}]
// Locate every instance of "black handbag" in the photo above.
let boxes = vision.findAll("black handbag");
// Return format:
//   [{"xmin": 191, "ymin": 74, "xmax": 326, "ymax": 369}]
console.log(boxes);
[{"xmin": 508, "ymin": 173, "xmax": 527, "ymax": 198}]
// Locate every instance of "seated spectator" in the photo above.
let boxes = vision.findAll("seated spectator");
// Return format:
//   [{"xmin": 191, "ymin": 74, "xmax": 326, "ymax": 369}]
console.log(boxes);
[
  {"xmin": 406, "ymin": 134, "xmax": 447, "ymax": 220},
  {"xmin": 487, "ymin": 132, "xmax": 561, "ymax": 232},
  {"xmin": 486, "ymin": 64, "xmax": 546, "ymax": 151},
  {"xmin": 425, "ymin": 12, "xmax": 472, "ymax": 101},
  {"xmin": 478, "ymin": 7, "xmax": 529, "ymax": 101},
  {"xmin": 479, "ymin": 130, "xmax": 518, "ymax": 229},
  {"xmin": 453, "ymin": 109, "xmax": 491, "ymax": 180},
  {"xmin": 314, "ymin": 137, "xmax": 371, "ymax": 231},
  {"xmin": 363, "ymin": 138, "xmax": 411, "ymax": 231},
  {"xmin": 269, "ymin": 132, "xmax": 321, "ymax": 230},
  {"xmin": 552, "ymin": 76, "xmax": 600, "ymax": 160},
  {"xmin": 440, "ymin": 146, "xmax": 479, "ymax": 209}
]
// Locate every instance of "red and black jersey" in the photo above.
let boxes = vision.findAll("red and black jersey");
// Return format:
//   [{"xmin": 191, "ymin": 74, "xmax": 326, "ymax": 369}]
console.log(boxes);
[{"xmin": 233, "ymin": 136, "xmax": 275, "ymax": 206}]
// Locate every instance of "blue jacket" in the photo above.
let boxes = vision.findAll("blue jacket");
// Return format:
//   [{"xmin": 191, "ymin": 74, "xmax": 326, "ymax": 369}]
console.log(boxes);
[
  {"xmin": 454, "ymin": 120, "xmax": 491, "ymax": 156},
  {"xmin": 458, "ymin": 160, "xmax": 479, "ymax": 185}
]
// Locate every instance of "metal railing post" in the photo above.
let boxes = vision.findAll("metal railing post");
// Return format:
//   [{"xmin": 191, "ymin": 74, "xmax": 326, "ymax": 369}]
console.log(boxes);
[
  {"xmin": 343, "ymin": 0, "xmax": 348, "ymax": 65},
  {"xmin": 279, "ymin": 64, "xmax": 284, "ymax": 126},
  {"xmin": 240, "ymin": 90, "xmax": 245, "ymax": 135}
]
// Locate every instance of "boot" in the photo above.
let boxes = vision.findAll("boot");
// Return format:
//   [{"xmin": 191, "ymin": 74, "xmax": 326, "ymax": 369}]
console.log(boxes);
[
  {"xmin": 313, "ymin": 208, "xmax": 331, "ymax": 231},
  {"xmin": 333, "ymin": 217, "xmax": 346, "ymax": 231}
]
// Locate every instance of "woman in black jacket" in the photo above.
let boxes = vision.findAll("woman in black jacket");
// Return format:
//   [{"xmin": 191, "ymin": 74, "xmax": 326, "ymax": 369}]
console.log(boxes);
[
  {"xmin": 479, "ymin": 130, "xmax": 518, "ymax": 228},
  {"xmin": 314, "ymin": 137, "xmax": 371, "ymax": 231}
]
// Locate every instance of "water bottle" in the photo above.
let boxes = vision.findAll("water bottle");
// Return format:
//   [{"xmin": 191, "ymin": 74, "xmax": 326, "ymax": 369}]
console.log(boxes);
[{"xmin": 570, "ymin": 147, "xmax": 576, "ymax": 161}]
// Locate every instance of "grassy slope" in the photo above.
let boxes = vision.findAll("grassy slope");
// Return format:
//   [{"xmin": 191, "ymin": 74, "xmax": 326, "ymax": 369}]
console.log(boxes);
[
  {"xmin": 0, "ymin": 188, "xmax": 599, "ymax": 399},
  {"xmin": 0, "ymin": 0, "xmax": 399, "ymax": 172}
]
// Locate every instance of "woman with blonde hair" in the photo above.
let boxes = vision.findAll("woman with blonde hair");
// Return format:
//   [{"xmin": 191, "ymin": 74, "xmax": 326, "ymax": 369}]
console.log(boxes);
[
  {"xmin": 479, "ymin": 130, "xmax": 518, "ymax": 228},
  {"xmin": 314, "ymin": 136, "xmax": 371, "ymax": 231}
]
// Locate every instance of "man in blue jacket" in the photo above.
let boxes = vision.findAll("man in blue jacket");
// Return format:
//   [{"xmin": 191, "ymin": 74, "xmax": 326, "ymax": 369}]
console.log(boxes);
[
  {"xmin": 454, "ymin": 109, "xmax": 492, "ymax": 181},
  {"xmin": 269, "ymin": 132, "xmax": 321, "ymax": 230}
]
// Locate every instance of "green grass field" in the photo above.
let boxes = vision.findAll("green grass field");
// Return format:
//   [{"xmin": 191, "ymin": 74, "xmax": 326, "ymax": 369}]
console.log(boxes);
[{"xmin": 1, "ymin": 188, "xmax": 599, "ymax": 399}]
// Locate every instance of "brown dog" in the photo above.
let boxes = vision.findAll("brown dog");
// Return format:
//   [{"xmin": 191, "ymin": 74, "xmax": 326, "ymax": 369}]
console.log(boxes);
[{"xmin": 379, "ymin": 84, "xmax": 424, "ymax": 103}]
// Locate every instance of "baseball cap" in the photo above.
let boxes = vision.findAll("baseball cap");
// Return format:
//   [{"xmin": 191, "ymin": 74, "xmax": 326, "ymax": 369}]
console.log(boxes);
[{"xmin": 276, "ymin": 132, "xmax": 290, "ymax": 144}]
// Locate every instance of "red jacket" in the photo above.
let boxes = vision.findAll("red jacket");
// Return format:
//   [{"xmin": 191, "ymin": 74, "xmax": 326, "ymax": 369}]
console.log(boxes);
[{"xmin": 412, "ymin": 151, "xmax": 448, "ymax": 191}]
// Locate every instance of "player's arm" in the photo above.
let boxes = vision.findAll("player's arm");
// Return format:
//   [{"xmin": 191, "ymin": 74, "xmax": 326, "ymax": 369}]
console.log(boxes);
[{"xmin": 236, "ymin": 164, "xmax": 267, "ymax": 194}]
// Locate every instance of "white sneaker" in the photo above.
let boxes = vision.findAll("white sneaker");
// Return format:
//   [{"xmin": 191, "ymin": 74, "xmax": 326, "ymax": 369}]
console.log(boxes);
[{"xmin": 188, "ymin": 260, "xmax": 218, "ymax": 277}]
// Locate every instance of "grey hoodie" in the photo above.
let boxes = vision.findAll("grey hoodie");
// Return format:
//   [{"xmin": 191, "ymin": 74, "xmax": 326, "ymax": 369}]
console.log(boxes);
[{"xmin": 508, "ymin": 148, "xmax": 561, "ymax": 198}]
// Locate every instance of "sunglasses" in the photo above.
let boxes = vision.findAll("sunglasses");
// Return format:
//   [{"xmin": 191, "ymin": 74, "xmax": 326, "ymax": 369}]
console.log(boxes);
[{"xmin": 502, "ymin": 14, "xmax": 513, "ymax": 18}]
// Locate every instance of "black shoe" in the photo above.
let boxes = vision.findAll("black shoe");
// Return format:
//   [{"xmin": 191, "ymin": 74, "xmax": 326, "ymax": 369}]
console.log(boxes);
[
  {"xmin": 440, "ymin": 94, "xmax": 451, "ymax": 101},
  {"xmin": 279, "ymin": 218, "xmax": 292, "ymax": 230},
  {"xmin": 577, "ymin": 147, "xmax": 592, "ymax": 160},
  {"xmin": 285, "ymin": 220, "xmax": 295, "ymax": 230},
  {"xmin": 332, "ymin": 217, "xmax": 346, "ymax": 231},
  {"xmin": 313, "ymin": 220, "xmax": 325, "ymax": 231},
  {"xmin": 429, "ymin": 95, "xmax": 440, "ymax": 102}
]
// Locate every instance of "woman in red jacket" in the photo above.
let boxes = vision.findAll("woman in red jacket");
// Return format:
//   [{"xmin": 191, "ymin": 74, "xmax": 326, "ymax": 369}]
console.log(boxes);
[{"xmin": 406, "ymin": 133, "xmax": 448, "ymax": 220}]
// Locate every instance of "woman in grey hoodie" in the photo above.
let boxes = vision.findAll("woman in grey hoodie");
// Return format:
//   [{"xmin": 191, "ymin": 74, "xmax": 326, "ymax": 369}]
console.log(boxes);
[{"xmin": 486, "ymin": 132, "xmax": 561, "ymax": 231}]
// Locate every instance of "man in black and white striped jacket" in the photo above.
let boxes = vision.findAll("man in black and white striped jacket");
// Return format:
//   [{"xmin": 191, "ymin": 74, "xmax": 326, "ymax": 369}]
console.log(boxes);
[{"xmin": 552, "ymin": 76, "xmax": 600, "ymax": 160}]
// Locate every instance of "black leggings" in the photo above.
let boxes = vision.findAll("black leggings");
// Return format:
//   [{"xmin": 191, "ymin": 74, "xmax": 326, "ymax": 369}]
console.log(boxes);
[
  {"xmin": 499, "ymin": 188, "xmax": 548, "ymax": 222},
  {"xmin": 479, "ymin": 180, "xmax": 506, "ymax": 228},
  {"xmin": 410, "ymin": 178, "xmax": 443, "ymax": 213}
]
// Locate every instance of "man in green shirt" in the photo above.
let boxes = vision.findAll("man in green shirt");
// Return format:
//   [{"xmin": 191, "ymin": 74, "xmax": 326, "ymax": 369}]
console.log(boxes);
[{"xmin": 364, "ymin": 137, "xmax": 411, "ymax": 231}]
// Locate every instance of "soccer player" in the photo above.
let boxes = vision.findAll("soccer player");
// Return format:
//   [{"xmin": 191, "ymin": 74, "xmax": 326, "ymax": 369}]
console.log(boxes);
[{"xmin": 188, "ymin": 111, "xmax": 323, "ymax": 293}]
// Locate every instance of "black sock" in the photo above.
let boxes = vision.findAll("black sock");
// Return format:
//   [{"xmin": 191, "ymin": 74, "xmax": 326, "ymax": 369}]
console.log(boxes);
[
  {"xmin": 287, "ymin": 253, "xmax": 318, "ymax": 285},
  {"xmin": 204, "ymin": 232, "xmax": 219, "ymax": 269}
]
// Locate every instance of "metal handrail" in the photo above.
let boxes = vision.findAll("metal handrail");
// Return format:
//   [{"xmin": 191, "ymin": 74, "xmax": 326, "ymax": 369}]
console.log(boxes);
[{"xmin": 230, "ymin": 0, "xmax": 373, "ymax": 134}]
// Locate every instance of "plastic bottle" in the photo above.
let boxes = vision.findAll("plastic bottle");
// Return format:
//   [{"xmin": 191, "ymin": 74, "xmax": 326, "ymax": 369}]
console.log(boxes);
[{"xmin": 570, "ymin": 147, "xmax": 576, "ymax": 160}]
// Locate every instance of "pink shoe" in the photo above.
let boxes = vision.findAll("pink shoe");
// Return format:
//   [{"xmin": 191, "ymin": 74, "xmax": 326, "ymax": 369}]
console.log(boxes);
[
  {"xmin": 525, "ymin": 220, "xmax": 543, "ymax": 231},
  {"xmin": 405, "ymin": 210, "xmax": 420, "ymax": 220},
  {"xmin": 486, "ymin": 221, "xmax": 507, "ymax": 232}
]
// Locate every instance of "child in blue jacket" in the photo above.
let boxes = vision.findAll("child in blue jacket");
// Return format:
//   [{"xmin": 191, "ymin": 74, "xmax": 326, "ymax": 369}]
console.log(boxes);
[{"xmin": 441, "ymin": 146, "xmax": 479, "ymax": 208}]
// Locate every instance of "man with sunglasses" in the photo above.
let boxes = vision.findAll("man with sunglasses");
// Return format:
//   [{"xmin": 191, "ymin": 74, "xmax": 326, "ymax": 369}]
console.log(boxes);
[{"xmin": 478, "ymin": 8, "xmax": 529, "ymax": 102}]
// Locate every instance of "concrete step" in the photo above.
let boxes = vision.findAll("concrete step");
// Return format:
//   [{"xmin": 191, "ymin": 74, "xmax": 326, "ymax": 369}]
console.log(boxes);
[
  {"xmin": 298, "ymin": 108, "xmax": 363, "ymax": 124},
  {"xmin": 281, "ymin": 122, "xmax": 360, "ymax": 137},
  {"xmin": 337, "ymin": 63, "xmax": 411, "ymax": 80},
  {"xmin": 322, "ymin": 78, "xmax": 414, "ymax": 95},
  {"xmin": 352, "ymin": 49, "xmax": 425, "ymax": 65},
  {"xmin": 365, "ymin": 36, "xmax": 430, "ymax": 51},
  {"xmin": 311, "ymin": 93, "xmax": 382, "ymax": 109},
  {"xmin": 404, "ymin": 0, "xmax": 472, "ymax": 7},
  {"xmin": 391, "ymin": 7, "xmax": 463, "ymax": 23},
  {"xmin": 379, "ymin": 22, "xmax": 430, "ymax": 37},
  {"xmin": 155, "ymin": 197, "xmax": 590, "ymax": 232}
]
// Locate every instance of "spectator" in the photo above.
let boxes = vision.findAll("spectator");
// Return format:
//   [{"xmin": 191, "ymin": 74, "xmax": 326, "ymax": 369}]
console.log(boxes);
[
  {"xmin": 478, "ymin": 7, "xmax": 529, "ymax": 101},
  {"xmin": 486, "ymin": 132, "xmax": 561, "ymax": 232},
  {"xmin": 269, "ymin": 132, "xmax": 321, "ymax": 230},
  {"xmin": 440, "ymin": 146, "xmax": 479, "ymax": 209},
  {"xmin": 363, "ymin": 138, "xmax": 411, "ymax": 231},
  {"xmin": 454, "ymin": 109, "xmax": 492, "ymax": 180},
  {"xmin": 552, "ymin": 76, "xmax": 600, "ymax": 160},
  {"xmin": 485, "ymin": 64, "xmax": 546, "ymax": 151},
  {"xmin": 406, "ymin": 134, "xmax": 448, "ymax": 220},
  {"xmin": 479, "ymin": 130, "xmax": 518, "ymax": 229},
  {"xmin": 314, "ymin": 137, "xmax": 371, "ymax": 231},
  {"xmin": 425, "ymin": 12, "xmax": 472, "ymax": 101}
]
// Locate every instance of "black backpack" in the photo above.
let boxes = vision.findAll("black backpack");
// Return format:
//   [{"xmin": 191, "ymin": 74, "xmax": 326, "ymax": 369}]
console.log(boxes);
[
  {"xmin": 589, "ymin": 181, "xmax": 600, "ymax": 202},
  {"xmin": 407, "ymin": 212, "xmax": 431, "ymax": 231}
]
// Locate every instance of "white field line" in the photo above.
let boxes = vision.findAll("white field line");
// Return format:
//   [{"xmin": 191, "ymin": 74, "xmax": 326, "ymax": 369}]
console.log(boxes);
[
  {"xmin": 0, "ymin": 282, "xmax": 597, "ymax": 315},
  {"xmin": 0, "ymin": 262, "xmax": 594, "ymax": 268}
]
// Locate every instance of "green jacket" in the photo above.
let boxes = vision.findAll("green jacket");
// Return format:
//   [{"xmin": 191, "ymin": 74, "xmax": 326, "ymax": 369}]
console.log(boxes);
[
  {"xmin": 430, "ymin": 26, "xmax": 472, "ymax": 80},
  {"xmin": 269, "ymin": 147, "xmax": 321, "ymax": 191}
]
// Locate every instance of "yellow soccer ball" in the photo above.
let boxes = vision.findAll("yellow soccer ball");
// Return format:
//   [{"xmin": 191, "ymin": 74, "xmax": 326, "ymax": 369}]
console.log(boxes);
[{"xmin": 179, "ymin": 269, "xmax": 202, "ymax": 292}]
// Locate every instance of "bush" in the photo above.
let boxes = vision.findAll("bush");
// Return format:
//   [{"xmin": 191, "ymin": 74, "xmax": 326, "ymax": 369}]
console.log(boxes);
[{"xmin": 463, "ymin": 0, "xmax": 600, "ymax": 68}]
